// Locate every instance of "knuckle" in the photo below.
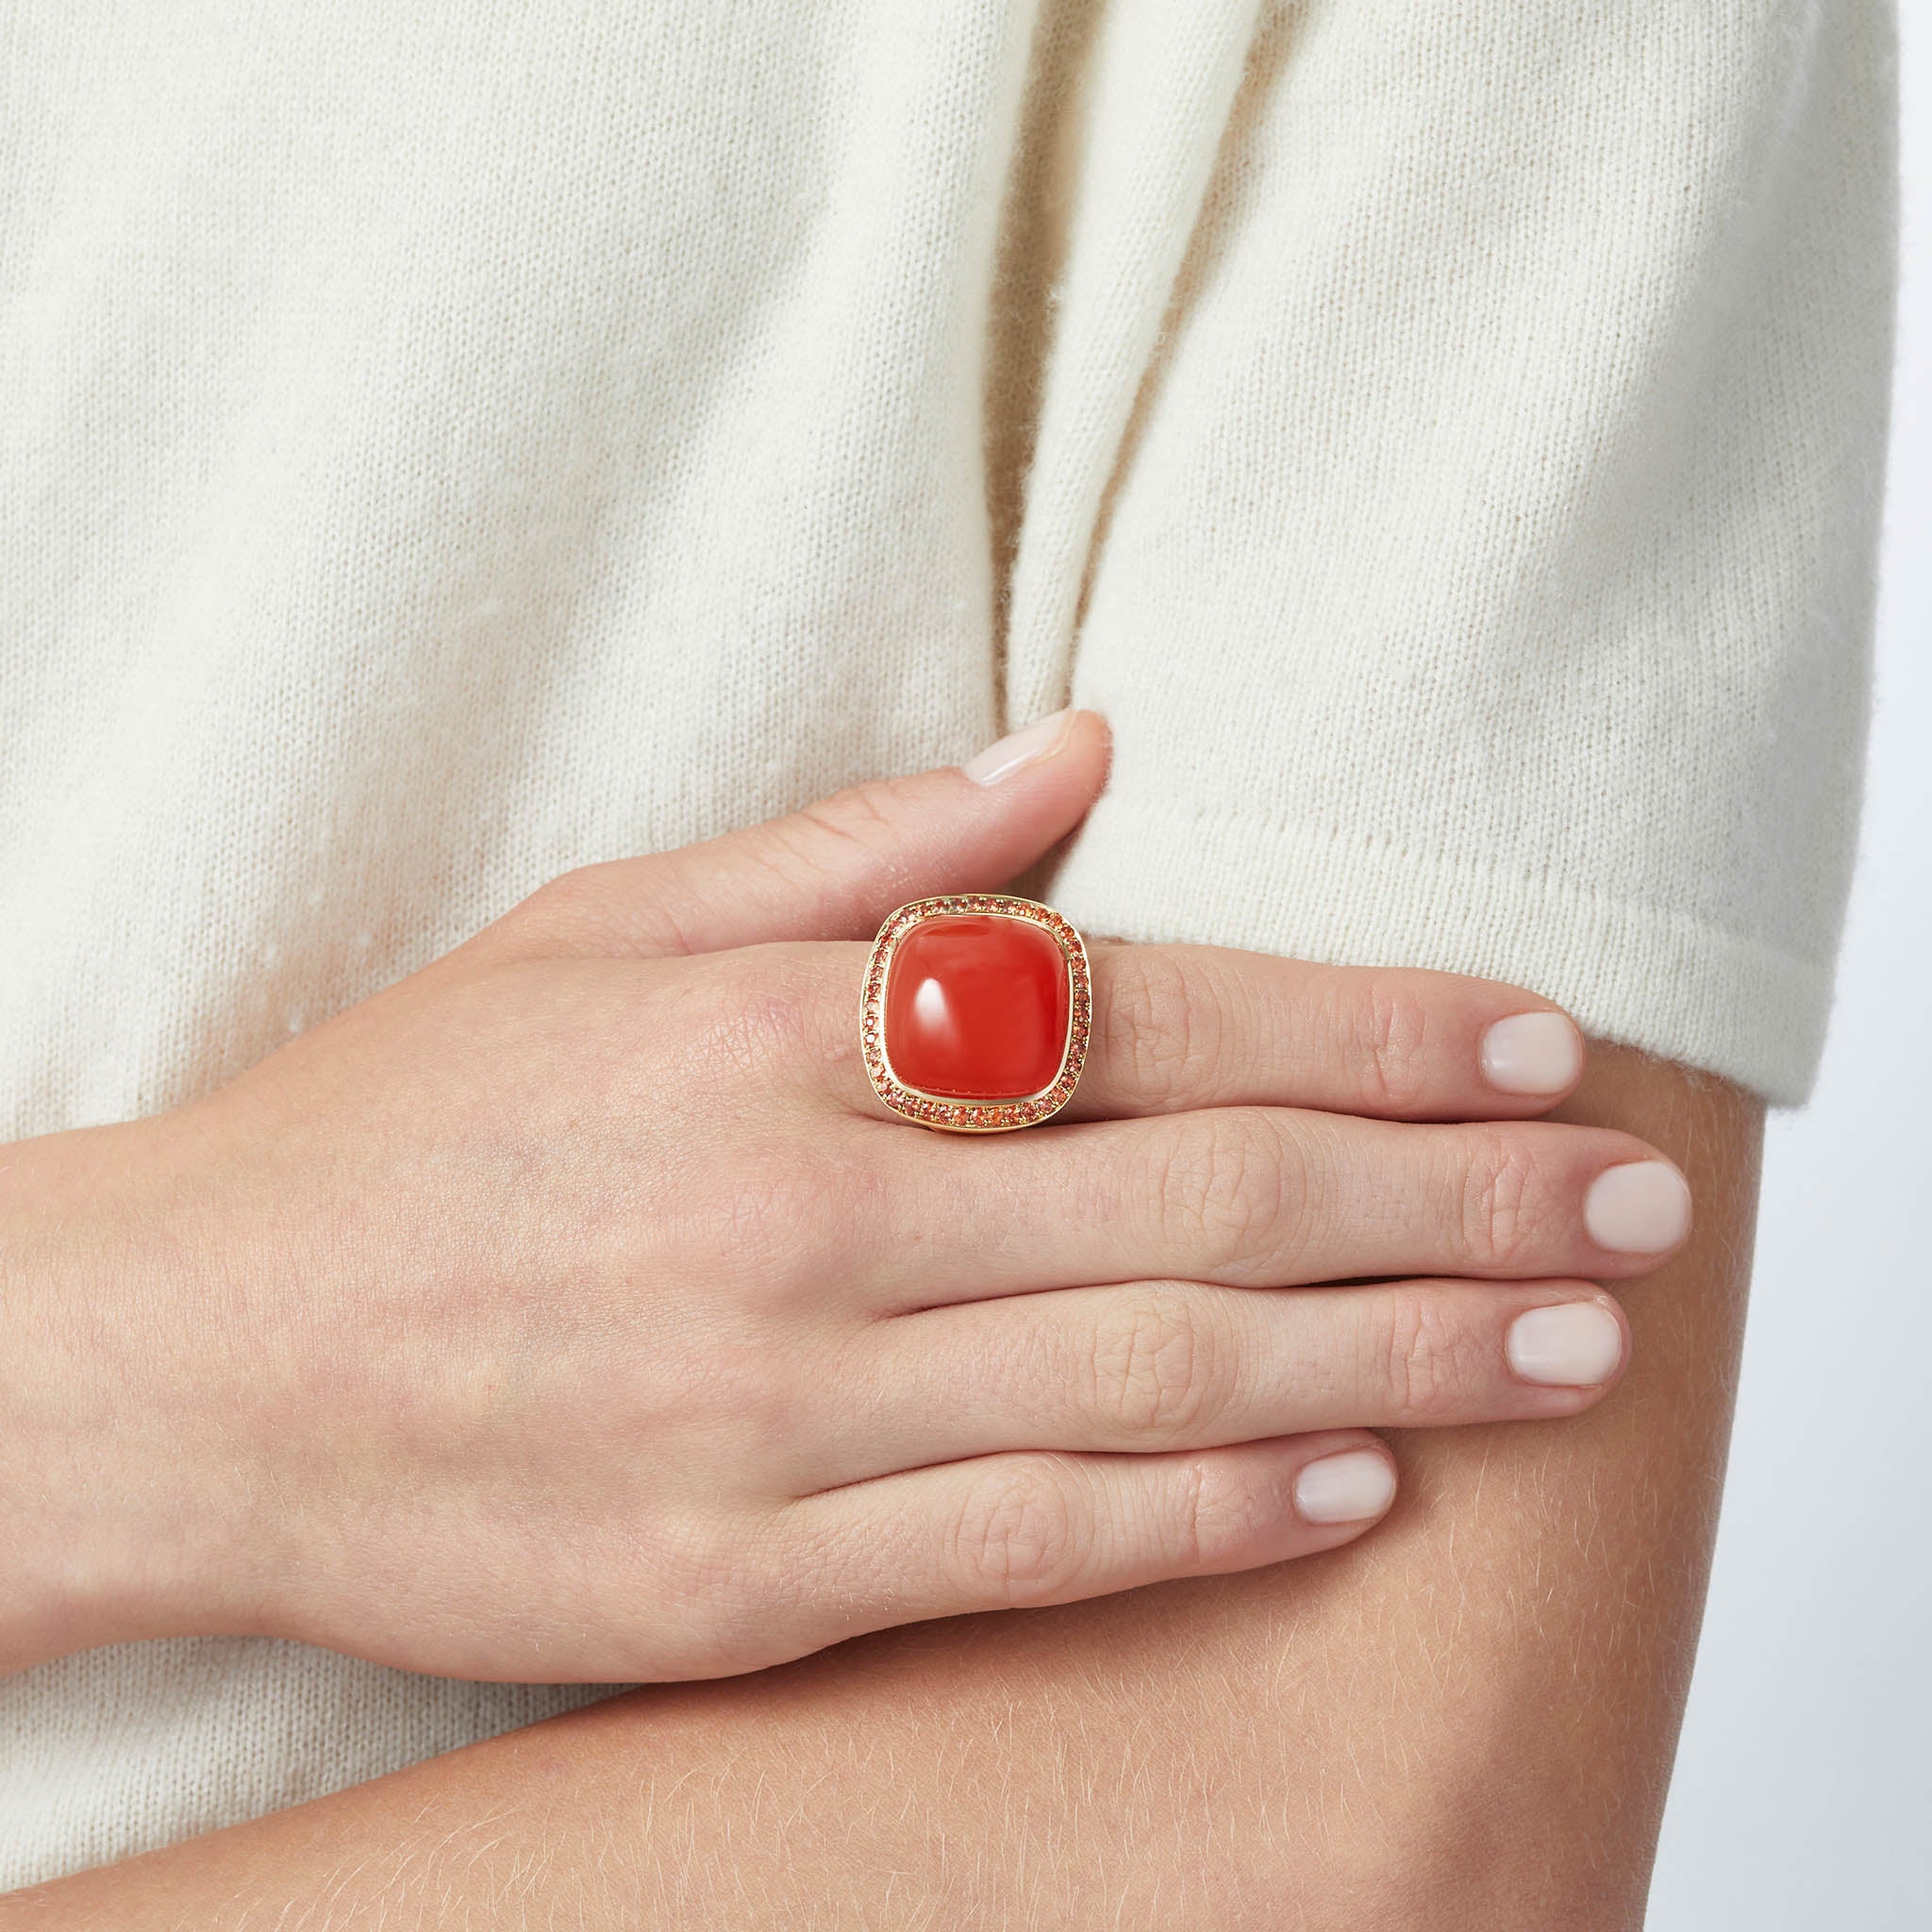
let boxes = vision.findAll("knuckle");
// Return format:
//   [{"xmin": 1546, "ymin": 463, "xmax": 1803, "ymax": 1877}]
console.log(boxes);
[
  {"xmin": 697, "ymin": 1341, "xmax": 816, "ymax": 1459},
  {"xmin": 1085, "ymin": 1286, "xmax": 1228, "ymax": 1445},
  {"xmin": 1347, "ymin": 975, "xmax": 1435, "ymax": 1112},
  {"xmin": 773, "ymin": 780, "xmax": 903, "ymax": 879},
  {"xmin": 684, "ymin": 949, "xmax": 825, "ymax": 1083},
  {"xmin": 673, "ymin": 1152, "xmax": 866, "ymax": 1303},
  {"xmin": 712, "ymin": 1164, "xmax": 812, "ymax": 1274},
  {"xmin": 1148, "ymin": 1109, "xmax": 1307, "ymax": 1280},
  {"xmin": 1456, "ymin": 1127, "xmax": 1547, "ymax": 1271},
  {"xmin": 1100, "ymin": 950, "xmax": 1218, "ymax": 1097},
  {"xmin": 670, "ymin": 1511, "xmax": 765, "ymax": 1611},
  {"xmin": 514, "ymin": 863, "xmax": 605, "ymax": 942},
  {"xmin": 1160, "ymin": 1456, "xmax": 1211, "ymax": 1572},
  {"xmin": 949, "ymin": 1459, "xmax": 1089, "ymax": 1607},
  {"xmin": 649, "ymin": 1511, "xmax": 813, "ymax": 1676},
  {"xmin": 1369, "ymin": 1288, "xmax": 1490, "ymax": 1422},
  {"xmin": 523, "ymin": 862, "xmax": 591, "ymax": 915},
  {"xmin": 1167, "ymin": 1455, "xmax": 1275, "ymax": 1572},
  {"xmin": 814, "ymin": 776, "xmax": 902, "ymax": 841},
  {"xmin": 520, "ymin": 861, "xmax": 691, "ymax": 957}
]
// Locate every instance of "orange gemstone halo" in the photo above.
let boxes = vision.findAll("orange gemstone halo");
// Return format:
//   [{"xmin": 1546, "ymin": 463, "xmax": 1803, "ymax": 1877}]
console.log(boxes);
[{"xmin": 860, "ymin": 894, "xmax": 1091, "ymax": 1132}]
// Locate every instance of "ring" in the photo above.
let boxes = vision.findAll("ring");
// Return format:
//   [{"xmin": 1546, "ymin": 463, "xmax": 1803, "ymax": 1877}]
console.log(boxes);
[{"xmin": 859, "ymin": 893, "xmax": 1091, "ymax": 1132}]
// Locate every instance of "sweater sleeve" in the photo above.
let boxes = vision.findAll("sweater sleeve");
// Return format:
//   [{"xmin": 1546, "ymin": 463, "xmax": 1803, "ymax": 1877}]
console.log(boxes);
[{"xmin": 1035, "ymin": 0, "xmax": 1898, "ymax": 1106}]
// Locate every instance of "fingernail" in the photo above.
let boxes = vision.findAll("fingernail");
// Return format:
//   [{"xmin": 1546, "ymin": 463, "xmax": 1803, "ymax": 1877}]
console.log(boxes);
[
  {"xmin": 1507, "ymin": 1301, "xmax": 1624, "ymax": 1386},
  {"xmin": 1584, "ymin": 1159, "xmax": 1692, "ymax": 1254},
  {"xmin": 963, "ymin": 708, "xmax": 1074, "ymax": 785},
  {"xmin": 1293, "ymin": 1449, "xmax": 1397, "ymax": 1524},
  {"xmin": 1479, "ymin": 1011, "xmax": 1584, "ymax": 1095}
]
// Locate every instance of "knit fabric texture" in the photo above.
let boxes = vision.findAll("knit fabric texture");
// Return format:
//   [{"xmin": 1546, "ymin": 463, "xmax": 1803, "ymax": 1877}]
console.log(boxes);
[{"xmin": 0, "ymin": 0, "xmax": 1898, "ymax": 1885}]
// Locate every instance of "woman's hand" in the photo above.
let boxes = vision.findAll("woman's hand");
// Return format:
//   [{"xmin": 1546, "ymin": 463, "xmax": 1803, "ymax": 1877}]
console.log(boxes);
[{"xmin": 0, "ymin": 711, "xmax": 1690, "ymax": 1683}]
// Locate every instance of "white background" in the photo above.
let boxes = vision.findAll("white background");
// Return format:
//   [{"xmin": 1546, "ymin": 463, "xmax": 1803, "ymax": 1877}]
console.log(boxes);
[{"xmin": 1648, "ymin": 13, "xmax": 1930, "ymax": 1926}]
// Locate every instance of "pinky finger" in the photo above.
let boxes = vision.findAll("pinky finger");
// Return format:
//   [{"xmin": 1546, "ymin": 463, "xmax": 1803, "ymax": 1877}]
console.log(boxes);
[{"xmin": 785, "ymin": 1431, "xmax": 1397, "ymax": 1641}]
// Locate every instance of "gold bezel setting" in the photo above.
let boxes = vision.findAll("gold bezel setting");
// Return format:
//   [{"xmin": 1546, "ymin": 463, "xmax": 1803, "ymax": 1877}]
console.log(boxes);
[{"xmin": 860, "ymin": 894, "xmax": 1091, "ymax": 1132}]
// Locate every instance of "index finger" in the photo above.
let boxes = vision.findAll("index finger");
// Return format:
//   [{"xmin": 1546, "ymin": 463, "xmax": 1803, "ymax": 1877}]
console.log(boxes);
[
  {"xmin": 808, "ymin": 940, "xmax": 1588, "ymax": 1124},
  {"xmin": 1060, "ymin": 944, "xmax": 1587, "ymax": 1122}
]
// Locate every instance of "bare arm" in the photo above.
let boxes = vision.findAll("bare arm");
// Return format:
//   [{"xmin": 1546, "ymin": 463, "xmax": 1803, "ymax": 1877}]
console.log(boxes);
[{"xmin": 7, "ymin": 1041, "xmax": 1759, "ymax": 1929}]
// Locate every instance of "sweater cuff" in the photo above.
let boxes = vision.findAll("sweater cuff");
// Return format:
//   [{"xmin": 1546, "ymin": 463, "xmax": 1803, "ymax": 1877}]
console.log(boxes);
[{"xmin": 1048, "ymin": 794, "xmax": 1833, "ymax": 1107}]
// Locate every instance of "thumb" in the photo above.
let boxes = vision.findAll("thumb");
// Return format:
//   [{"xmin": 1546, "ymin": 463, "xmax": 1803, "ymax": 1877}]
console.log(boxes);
[{"xmin": 490, "ymin": 708, "xmax": 1109, "ymax": 959}]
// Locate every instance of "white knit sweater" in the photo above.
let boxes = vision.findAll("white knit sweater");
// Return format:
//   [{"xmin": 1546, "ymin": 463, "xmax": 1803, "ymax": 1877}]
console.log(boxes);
[{"xmin": 0, "ymin": 0, "xmax": 1897, "ymax": 1885}]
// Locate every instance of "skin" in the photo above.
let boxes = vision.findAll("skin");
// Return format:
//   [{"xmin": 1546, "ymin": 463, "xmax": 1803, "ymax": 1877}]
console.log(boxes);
[
  {"xmin": 1, "ymin": 1045, "xmax": 1756, "ymax": 1928},
  {"xmin": 0, "ymin": 711, "xmax": 1685, "ymax": 1684},
  {"xmin": 0, "ymin": 711, "xmax": 1754, "ymax": 1921}
]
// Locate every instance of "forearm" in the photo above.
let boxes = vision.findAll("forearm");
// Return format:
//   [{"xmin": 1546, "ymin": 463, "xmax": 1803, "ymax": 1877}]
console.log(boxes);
[
  {"xmin": 0, "ymin": 1118, "xmax": 254, "ymax": 1674},
  {"xmin": 5, "ymin": 1043, "xmax": 1760, "ymax": 1928}
]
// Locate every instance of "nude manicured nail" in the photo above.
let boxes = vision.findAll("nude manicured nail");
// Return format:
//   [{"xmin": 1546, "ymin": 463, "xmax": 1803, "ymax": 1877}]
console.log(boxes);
[
  {"xmin": 963, "ymin": 708, "xmax": 1074, "ymax": 785},
  {"xmin": 1507, "ymin": 1301, "xmax": 1624, "ymax": 1386},
  {"xmin": 1584, "ymin": 1159, "xmax": 1692, "ymax": 1254},
  {"xmin": 1293, "ymin": 1449, "xmax": 1397, "ymax": 1524},
  {"xmin": 1479, "ymin": 1011, "xmax": 1583, "ymax": 1095}
]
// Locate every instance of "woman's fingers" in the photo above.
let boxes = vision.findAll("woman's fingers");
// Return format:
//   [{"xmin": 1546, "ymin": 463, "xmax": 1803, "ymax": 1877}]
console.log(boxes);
[
  {"xmin": 808, "ymin": 1278, "xmax": 1624, "ymax": 1487},
  {"xmin": 805, "ymin": 939, "xmax": 1587, "ymax": 1124},
  {"xmin": 868, "ymin": 1108, "xmax": 1691, "ymax": 1306},
  {"xmin": 779, "ymin": 1431, "xmax": 1396, "ymax": 1643}
]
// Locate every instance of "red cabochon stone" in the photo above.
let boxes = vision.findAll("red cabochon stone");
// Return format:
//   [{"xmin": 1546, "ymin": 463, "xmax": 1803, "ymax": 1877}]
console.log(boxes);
[{"xmin": 883, "ymin": 914, "xmax": 1071, "ymax": 1101}]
